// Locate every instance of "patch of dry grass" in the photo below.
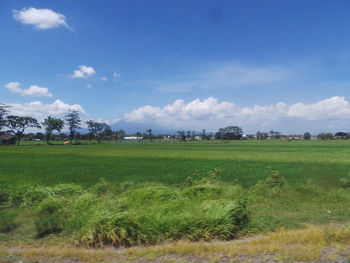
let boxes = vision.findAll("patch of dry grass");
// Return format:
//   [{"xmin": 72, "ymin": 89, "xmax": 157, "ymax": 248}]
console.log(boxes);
[{"xmin": 1, "ymin": 224, "xmax": 349, "ymax": 262}]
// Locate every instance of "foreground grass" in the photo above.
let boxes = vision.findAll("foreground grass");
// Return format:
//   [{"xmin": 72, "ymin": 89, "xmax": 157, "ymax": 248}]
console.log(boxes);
[
  {"xmin": 1, "ymin": 224, "xmax": 350, "ymax": 262},
  {"xmin": 1, "ymin": 173, "xmax": 350, "ymax": 245}
]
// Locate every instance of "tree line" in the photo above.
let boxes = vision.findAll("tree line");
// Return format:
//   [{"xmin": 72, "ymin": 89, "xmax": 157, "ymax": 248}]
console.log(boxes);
[
  {"xmin": 0, "ymin": 103, "xmax": 125, "ymax": 145},
  {"xmin": 1, "ymin": 103, "xmax": 349, "ymax": 145}
]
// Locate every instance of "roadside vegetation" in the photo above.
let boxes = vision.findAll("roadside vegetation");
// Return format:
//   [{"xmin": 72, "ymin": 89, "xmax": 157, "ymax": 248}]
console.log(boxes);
[{"xmin": 1, "ymin": 141, "xmax": 350, "ymax": 262}]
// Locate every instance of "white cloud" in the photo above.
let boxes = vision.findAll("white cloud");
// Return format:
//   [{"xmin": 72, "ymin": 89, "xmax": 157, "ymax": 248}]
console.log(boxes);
[
  {"xmin": 71, "ymin": 65, "xmax": 96, "ymax": 79},
  {"xmin": 8, "ymin": 99, "xmax": 85, "ymax": 120},
  {"xmin": 101, "ymin": 76, "xmax": 108, "ymax": 81},
  {"xmin": 5, "ymin": 82, "xmax": 52, "ymax": 97},
  {"xmin": 113, "ymin": 72, "xmax": 120, "ymax": 81},
  {"xmin": 86, "ymin": 84, "xmax": 92, "ymax": 89},
  {"xmin": 123, "ymin": 96, "xmax": 350, "ymax": 133},
  {"xmin": 13, "ymin": 7, "xmax": 69, "ymax": 30}
]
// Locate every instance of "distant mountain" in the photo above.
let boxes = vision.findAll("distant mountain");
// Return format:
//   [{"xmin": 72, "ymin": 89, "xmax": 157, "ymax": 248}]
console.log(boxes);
[{"xmin": 111, "ymin": 120, "xmax": 178, "ymax": 135}]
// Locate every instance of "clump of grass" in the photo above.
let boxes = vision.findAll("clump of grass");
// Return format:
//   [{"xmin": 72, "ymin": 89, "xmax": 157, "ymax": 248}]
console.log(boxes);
[
  {"xmin": 5, "ymin": 178, "xmax": 248, "ymax": 245},
  {"xmin": 75, "ymin": 182, "xmax": 247, "ymax": 246},
  {"xmin": 78, "ymin": 198, "xmax": 247, "ymax": 247},
  {"xmin": 264, "ymin": 167, "xmax": 286, "ymax": 188},
  {"xmin": 184, "ymin": 168, "xmax": 222, "ymax": 186},
  {"xmin": 340, "ymin": 173, "xmax": 350, "ymax": 188},
  {"xmin": 35, "ymin": 213, "xmax": 64, "ymax": 238},
  {"xmin": 52, "ymin": 183, "xmax": 84, "ymax": 197},
  {"xmin": 0, "ymin": 210, "xmax": 19, "ymax": 233}
]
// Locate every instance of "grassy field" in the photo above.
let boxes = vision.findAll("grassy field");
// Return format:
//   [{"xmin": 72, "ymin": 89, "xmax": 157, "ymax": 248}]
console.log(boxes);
[
  {"xmin": 1, "ymin": 139, "xmax": 350, "ymax": 188},
  {"xmin": 1, "ymin": 140, "xmax": 350, "ymax": 262}
]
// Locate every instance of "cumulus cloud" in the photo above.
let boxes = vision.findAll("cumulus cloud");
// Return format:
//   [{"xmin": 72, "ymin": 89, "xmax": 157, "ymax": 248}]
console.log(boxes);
[
  {"xmin": 5, "ymin": 82, "xmax": 52, "ymax": 97},
  {"xmin": 101, "ymin": 76, "xmax": 108, "ymax": 81},
  {"xmin": 13, "ymin": 7, "xmax": 69, "ymax": 30},
  {"xmin": 8, "ymin": 99, "xmax": 85, "ymax": 120},
  {"xmin": 123, "ymin": 96, "xmax": 350, "ymax": 132},
  {"xmin": 71, "ymin": 65, "xmax": 96, "ymax": 79}
]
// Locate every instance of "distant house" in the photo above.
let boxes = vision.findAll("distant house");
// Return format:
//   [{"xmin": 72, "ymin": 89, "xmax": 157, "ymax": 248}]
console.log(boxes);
[
  {"xmin": 124, "ymin": 136, "xmax": 142, "ymax": 140},
  {"xmin": 0, "ymin": 135, "xmax": 17, "ymax": 145}
]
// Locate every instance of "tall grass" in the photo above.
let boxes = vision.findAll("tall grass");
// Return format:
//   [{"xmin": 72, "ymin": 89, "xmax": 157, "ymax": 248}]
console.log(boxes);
[
  {"xmin": 2, "ymin": 169, "xmax": 350, "ymax": 247},
  {"xmin": 2, "ymin": 178, "xmax": 248, "ymax": 246}
]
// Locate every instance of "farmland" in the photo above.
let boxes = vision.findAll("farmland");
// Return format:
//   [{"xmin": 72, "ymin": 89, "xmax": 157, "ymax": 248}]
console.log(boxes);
[
  {"xmin": 1, "ymin": 140, "xmax": 350, "ymax": 262},
  {"xmin": 1, "ymin": 139, "xmax": 350, "ymax": 187}
]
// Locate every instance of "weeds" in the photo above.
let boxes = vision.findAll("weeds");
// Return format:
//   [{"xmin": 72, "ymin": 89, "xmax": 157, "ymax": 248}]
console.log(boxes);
[
  {"xmin": 0, "ymin": 210, "xmax": 18, "ymax": 233},
  {"xmin": 2, "ymin": 177, "xmax": 248, "ymax": 245},
  {"xmin": 340, "ymin": 173, "xmax": 350, "ymax": 188}
]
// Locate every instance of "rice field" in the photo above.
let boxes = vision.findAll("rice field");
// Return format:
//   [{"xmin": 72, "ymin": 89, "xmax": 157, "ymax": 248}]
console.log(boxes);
[{"xmin": 1, "ymin": 139, "xmax": 350, "ymax": 188}]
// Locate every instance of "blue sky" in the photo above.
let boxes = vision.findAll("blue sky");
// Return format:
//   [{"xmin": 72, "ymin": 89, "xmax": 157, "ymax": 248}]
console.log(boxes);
[{"xmin": 2, "ymin": 0, "xmax": 350, "ymax": 133}]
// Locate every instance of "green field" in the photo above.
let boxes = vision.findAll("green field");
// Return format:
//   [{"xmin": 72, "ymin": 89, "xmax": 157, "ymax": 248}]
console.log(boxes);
[
  {"xmin": 1, "ymin": 140, "xmax": 350, "ymax": 260},
  {"xmin": 1, "ymin": 140, "xmax": 350, "ymax": 188}
]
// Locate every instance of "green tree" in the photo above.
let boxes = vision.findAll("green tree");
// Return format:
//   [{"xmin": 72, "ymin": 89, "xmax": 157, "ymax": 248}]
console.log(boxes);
[
  {"xmin": 303, "ymin": 132, "xmax": 311, "ymax": 140},
  {"xmin": 6, "ymin": 116, "xmax": 41, "ymax": 145},
  {"xmin": 115, "ymin": 129, "xmax": 125, "ymax": 142},
  {"xmin": 201, "ymin": 129, "xmax": 206, "ymax": 140},
  {"xmin": 217, "ymin": 126, "xmax": 243, "ymax": 140},
  {"xmin": 35, "ymin": 132, "xmax": 45, "ymax": 140},
  {"xmin": 256, "ymin": 131, "xmax": 268, "ymax": 140},
  {"xmin": 42, "ymin": 116, "xmax": 64, "ymax": 144},
  {"xmin": 317, "ymin": 132, "xmax": 333, "ymax": 140},
  {"xmin": 85, "ymin": 120, "xmax": 109, "ymax": 144},
  {"xmin": 136, "ymin": 131, "xmax": 142, "ymax": 141},
  {"xmin": 0, "ymin": 103, "xmax": 10, "ymax": 133},
  {"xmin": 146, "ymin": 129, "xmax": 153, "ymax": 141},
  {"xmin": 65, "ymin": 110, "xmax": 81, "ymax": 143}
]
